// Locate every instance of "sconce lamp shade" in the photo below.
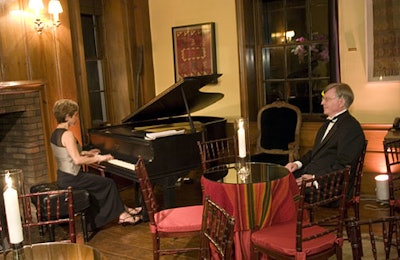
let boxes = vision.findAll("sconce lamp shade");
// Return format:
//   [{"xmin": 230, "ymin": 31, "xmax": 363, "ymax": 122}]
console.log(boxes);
[
  {"xmin": 29, "ymin": 0, "xmax": 44, "ymax": 11},
  {"xmin": 48, "ymin": 0, "xmax": 63, "ymax": 27},
  {"xmin": 48, "ymin": 0, "xmax": 63, "ymax": 14}
]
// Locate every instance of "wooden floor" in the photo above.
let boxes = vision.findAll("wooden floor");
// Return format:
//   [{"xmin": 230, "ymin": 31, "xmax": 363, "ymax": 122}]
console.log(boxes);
[{"xmin": 2, "ymin": 170, "xmax": 392, "ymax": 260}]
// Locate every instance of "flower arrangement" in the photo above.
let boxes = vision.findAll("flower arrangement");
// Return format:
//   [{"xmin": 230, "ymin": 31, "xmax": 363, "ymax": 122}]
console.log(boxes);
[{"xmin": 291, "ymin": 36, "xmax": 329, "ymax": 64}]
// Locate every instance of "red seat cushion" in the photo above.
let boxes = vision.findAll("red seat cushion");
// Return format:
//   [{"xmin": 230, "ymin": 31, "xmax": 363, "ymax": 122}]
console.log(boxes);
[
  {"xmin": 251, "ymin": 220, "xmax": 337, "ymax": 257},
  {"xmin": 154, "ymin": 205, "xmax": 203, "ymax": 233}
]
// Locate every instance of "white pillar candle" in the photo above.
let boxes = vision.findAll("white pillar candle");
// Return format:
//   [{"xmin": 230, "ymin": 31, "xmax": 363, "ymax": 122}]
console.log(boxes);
[
  {"xmin": 237, "ymin": 119, "xmax": 246, "ymax": 158},
  {"xmin": 375, "ymin": 174, "xmax": 389, "ymax": 201},
  {"xmin": 3, "ymin": 172, "xmax": 23, "ymax": 244}
]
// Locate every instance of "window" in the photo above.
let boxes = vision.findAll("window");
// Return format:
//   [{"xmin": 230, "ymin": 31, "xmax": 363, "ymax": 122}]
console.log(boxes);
[
  {"xmin": 81, "ymin": 10, "xmax": 108, "ymax": 126},
  {"xmin": 261, "ymin": 0, "xmax": 330, "ymax": 115}
]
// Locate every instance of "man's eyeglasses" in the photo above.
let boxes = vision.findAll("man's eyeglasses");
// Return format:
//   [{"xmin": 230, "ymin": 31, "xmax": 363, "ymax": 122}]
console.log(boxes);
[
  {"xmin": 321, "ymin": 96, "xmax": 338, "ymax": 102},
  {"xmin": 321, "ymin": 90, "xmax": 340, "ymax": 102}
]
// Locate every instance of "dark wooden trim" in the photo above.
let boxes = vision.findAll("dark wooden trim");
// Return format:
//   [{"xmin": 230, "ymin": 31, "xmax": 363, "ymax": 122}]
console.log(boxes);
[
  {"xmin": 235, "ymin": 0, "xmax": 248, "ymax": 119},
  {"xmin": 361, "ymin": 123, "xmax": 391, "ymax": 131}
]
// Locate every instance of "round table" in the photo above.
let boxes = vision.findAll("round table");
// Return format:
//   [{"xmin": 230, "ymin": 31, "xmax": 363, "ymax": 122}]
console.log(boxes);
[
  {"xmin": 4, "ymin": 242, "xmax": 105, "ymax": 260},
  {"xmin": 202, "ymin": 162, "xmax": 300, "ymax": 259},
  {"xmin": 204, "ymin": 162, "xmax": 291, "ymax": 184}
]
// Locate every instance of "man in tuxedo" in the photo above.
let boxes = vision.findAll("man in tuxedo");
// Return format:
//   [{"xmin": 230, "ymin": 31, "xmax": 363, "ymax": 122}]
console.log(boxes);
[{"xmin": 285, "ymin": 83, "xmax": 365, "ymax": 188}]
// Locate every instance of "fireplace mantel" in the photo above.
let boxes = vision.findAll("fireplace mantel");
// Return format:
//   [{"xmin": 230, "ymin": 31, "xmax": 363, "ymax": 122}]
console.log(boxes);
[{"xmin": 0, "ymin": 80, "xmax": 45, "ymax": 93}]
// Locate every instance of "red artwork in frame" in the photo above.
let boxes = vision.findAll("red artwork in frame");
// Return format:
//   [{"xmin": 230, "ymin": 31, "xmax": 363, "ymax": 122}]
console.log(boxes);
[{"xmin": 172, "ymin": 22, "xmax": 217, "ymax": 82}]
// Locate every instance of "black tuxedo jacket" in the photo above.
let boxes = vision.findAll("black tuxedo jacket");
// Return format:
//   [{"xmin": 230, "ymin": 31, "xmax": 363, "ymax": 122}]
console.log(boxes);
[{"xmin": 294, "ymin": 111, "xmax": 365, "ymax": 181}]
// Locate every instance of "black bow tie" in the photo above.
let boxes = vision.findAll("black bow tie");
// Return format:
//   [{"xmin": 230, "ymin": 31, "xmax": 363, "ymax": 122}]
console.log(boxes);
[{"xmin": 327, "ymin": 116, "xmax": 338, "ymax": 123}]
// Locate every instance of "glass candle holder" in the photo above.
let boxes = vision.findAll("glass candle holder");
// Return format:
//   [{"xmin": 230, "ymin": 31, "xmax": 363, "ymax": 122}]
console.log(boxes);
[
  {"xmin": 0, "ymin": 169, "xmax": 25, "ymax": 252},
  {"xmin": 234, "ymin": 118, "xmax": 250, "ymax": 182}
]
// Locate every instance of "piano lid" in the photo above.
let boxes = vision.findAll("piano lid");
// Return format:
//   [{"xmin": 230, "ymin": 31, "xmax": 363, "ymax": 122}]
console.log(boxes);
[{"xmin": 122, "ymin": 74, "xmax": 223, "ymax": 123}]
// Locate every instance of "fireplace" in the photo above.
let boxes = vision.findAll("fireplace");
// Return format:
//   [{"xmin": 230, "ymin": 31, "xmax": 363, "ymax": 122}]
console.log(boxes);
[{"xmin": 0, "ymin": 81, "xmax": 51, "ymax": 193}]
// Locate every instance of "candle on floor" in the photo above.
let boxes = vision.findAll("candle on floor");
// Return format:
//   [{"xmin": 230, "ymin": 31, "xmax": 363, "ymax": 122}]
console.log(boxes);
[
  {"xmin": 3, "ymin": 171, "xmax": 23, "ymax": 244},
  {"xmin": 375, "ymin": 174, "xmax": 389, "ymax": 201},
  {"xmin": 237, "ymin": 119, "xmax": 246, "ymax": 158}
]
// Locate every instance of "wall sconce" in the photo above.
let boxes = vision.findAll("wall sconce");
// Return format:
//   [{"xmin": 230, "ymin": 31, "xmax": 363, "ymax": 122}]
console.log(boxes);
[
  {"xmin": 29, "ymin": 0, "xmax": 44, "ymax": 33},
  {"xmin": 48, "ymin": 0, "xmax": 63, "ymax": 27},
  {"xmin": 29, "ymin": 0, "xmax": 63, "ymax": 33}
]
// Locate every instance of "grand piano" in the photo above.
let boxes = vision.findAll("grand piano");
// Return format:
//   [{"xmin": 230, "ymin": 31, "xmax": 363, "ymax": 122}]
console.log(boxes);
[{"xmin": 86, "ymin": 74, "xmax": 226, "ymax": 208}]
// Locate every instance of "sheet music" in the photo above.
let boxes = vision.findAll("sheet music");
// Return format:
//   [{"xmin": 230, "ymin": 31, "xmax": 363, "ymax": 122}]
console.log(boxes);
[
  {"xmin": 108, "ymin": 159, "xmax": 135, "ymax": 171},
  {"xmin": 145, "ymin": 129, "xmax": 185, "ymax": 140}
]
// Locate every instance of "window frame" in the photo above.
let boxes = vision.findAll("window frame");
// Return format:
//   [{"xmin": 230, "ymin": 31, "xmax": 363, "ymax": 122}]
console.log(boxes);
[{"xmin": 258, "ymin": 0, "xmax": 338, "ymax": 121}]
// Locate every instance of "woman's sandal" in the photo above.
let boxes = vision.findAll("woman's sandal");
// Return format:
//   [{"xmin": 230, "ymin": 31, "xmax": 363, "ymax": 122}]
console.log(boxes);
[
  {"xmin": 126, "ymin": 207, "xmax": 142, "ymax": 216},
  {"xmin": 118, "ymin": 214, "xmax": 143, "ymax": 226}
]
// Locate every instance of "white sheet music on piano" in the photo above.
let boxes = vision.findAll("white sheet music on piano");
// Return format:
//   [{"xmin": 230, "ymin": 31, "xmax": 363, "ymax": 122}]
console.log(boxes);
[
  {"xmin": 145, "ymin": 129, "xmax": 185, "ymax": 140},
  {"xmin": 107, "ymin": 159, "xmax": 135, "ymax": 171}
]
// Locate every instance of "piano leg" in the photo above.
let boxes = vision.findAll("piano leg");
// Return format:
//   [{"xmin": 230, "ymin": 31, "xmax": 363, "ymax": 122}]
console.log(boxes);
[
  {"xmin": 163, "ymin": 175, "xmax": 178, "ymax": 209},
  {"xmin": 137, "ymin": 175, "xmax": 178, "ymax": 216}
]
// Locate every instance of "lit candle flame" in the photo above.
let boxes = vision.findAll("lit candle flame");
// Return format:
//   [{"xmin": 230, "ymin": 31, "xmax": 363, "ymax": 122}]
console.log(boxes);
[{"xmin": 5, "ymin": 171, "xmax": 11, "ymax": 187}]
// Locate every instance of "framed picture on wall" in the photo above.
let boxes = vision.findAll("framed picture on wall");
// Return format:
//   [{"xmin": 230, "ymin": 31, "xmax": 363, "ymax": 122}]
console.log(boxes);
[
  {"xmin": 172, "ymin": 22, "xmax": 217, "ymax": 82},
  {"xmin": 366, "ymin": 0, "xmax": 400, "ymax": 82}
]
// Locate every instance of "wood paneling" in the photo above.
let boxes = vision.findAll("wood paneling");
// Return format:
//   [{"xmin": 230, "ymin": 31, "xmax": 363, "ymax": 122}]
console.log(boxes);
[{"xmin": 299, "ymin": 121, "xmax": 324, "ymax": 157}]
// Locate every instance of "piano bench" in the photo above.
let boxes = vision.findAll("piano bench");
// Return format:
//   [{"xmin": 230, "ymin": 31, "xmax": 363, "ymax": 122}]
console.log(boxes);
[{"xmin": 29, "ymin": 183, "xmax": 92, "ymax": 243}]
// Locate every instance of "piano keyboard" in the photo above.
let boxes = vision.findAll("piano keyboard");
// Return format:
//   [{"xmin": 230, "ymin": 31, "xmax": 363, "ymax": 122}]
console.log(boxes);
[{"xmin": 107, "ymin": 159, "xmax": 135, "ymax": 171}]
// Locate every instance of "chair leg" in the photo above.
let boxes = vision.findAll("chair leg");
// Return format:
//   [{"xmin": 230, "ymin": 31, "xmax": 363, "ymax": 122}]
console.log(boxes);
[
  {"xmin": 355, "ymin": 203, "xmax": 363, "ymax": 257},
  {"xmin": 49, "ymin": 224, "xmax": 56, "ymax": 242},
  {"xmin": 81, "ymin": 212, "xmax": 88, "ymax": 243},
  {"xmin": 37, "ymin": 212, "xmax": 45, "ymax": 237},
  {"xmin": 153, "ymin": 234, "xmax": 160, "ymax": 260}
]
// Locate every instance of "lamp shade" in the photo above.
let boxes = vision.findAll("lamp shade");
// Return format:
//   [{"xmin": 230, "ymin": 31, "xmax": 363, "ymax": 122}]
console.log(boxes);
[{"xmin": 48, "ymin": 0, "xmax": 63, "ymax": 14}]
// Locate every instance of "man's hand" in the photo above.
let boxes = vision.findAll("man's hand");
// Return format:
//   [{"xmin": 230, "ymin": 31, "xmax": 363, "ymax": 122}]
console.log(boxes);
[
  {"xmin": 296, "ymin": 174, "xmax": 314, "ymax": 187},
  {"xmin": 285, "ymin": 162, "xmax": 298, "ymax": 172}
]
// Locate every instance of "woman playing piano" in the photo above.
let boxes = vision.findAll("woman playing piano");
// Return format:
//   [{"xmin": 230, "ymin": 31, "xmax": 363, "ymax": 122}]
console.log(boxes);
[{"xmin": 51, "ymin": 99, "xmax": 142, "ymax": 227}]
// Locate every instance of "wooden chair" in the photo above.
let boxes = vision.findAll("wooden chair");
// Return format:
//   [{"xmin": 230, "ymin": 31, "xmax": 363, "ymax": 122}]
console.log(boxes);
[
  {"xmin": 197, "ymin": 136, "xmax": 237, "ymax": 173},
  {"xmin": 135, "ymin": 156, "xmax": 203, "ymax": 260},
  {"xmin": 346, "ymin": 140, "xmax": 368, "ymax": 220},
  {"xmin": 384, "ymin": 139, "xmax": 400, "ymax": 175},
  {"xmin": 384, "ymin": 139, "xmax": 400, "ymax": 217},
  {"xmin": 344, "ymin": 140, "xmax": 368, "ymax": 255},
  {"xmin": 251, "ymin": 167, "xmax": 350, "ymax": 259},
  {"xmin": 251, "ymin": 100, "xmax": 302, "ymax": 165},
  {"xmin": 29, "ymin": 183, "xmax": 92, "ymax": 242},
  {"xmin": 19, "ymin": 186, "xmax": 77, "ymax": 243},
  {"xmin": 199, "ymin": 196, "xmax": 235, "ymax": 260},
  {"xmin": 346, "ymin": 216, "xmax": 400, "ymax": 259}
]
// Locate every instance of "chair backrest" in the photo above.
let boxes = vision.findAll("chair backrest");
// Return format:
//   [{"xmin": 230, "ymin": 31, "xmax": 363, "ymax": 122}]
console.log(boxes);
[
  {"xmin": 200, "ymin": 196, "xmax": 235, "ymax": 260},
  {"xmin": 297, "ymin": 167, "xmax": 350, "ymax": 256},
  {"xmin": 351, "ymin": 140, "xmax": 368, "ymax": 202},
  {"xmin": 135, "ymin": 156, "xmax": 158, "ymax": 225},
  {"xmin": 384, "ymin": 139, "xmax": 400, "ymax": 174},
  {"xmin": 346, "ymin": 216, "xmax": 400, "ymax": 259},
  {"xmin": 383, "ymin": 140, "xmax": 400, "ymax": 216},
  {"xmin": 19, "ymin": 186, "xmax": 76, "ymax": 243},
  {"xmin": 257, "ymin": 100, "xmax": 302, "ymax": 161},
  {"xmin": 197, "ymin": 137, "xmax": 237, "ymax": 173}
]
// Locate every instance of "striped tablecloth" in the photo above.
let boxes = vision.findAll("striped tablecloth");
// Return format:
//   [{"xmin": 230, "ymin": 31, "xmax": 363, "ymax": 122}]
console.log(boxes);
[{"xmin": 201, "ymin": 170, "xmax": 299, "ymax": 259}]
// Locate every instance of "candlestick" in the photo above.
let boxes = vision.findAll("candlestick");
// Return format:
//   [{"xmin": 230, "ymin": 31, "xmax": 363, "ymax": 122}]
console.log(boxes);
[
  {"xmin": 237, "ymin": 118, "xmax": 246, "ymax": 158},
  {"xmin": 3, "ymin": 171, "xmax": 24, "ymax": 244}
]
